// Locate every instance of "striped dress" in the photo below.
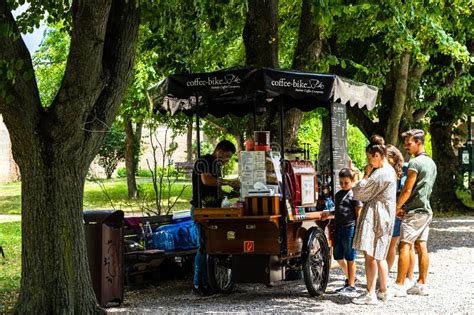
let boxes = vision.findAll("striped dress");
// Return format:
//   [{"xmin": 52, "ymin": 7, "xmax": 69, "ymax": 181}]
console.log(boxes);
[{"xmin": 352, "ymin": 161, "xmax": 397, "ymax": 260}]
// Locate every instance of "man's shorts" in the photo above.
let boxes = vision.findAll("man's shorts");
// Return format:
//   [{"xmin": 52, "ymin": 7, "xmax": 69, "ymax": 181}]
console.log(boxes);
[
  {"xmin": 333, "ymin": 224, "xmax": 356, "ymax": 261},
  {"xmin": 392, "ymin": 217, "xmax": 402, "ymax": 237},
  {"xmin": 400, "ymin": 212, "xmax": 432, "ymax": 244}
]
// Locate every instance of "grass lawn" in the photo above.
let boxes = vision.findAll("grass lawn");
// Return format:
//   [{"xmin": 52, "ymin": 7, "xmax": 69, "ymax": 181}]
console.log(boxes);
[
  {"xmin": 456, "ymin": 188, "xmax": 474, "ymax": 209},
  {"xmin": 0, "ymin": 221, "xmax": 21, "ymax": 313},
  {"xmin": 0, "ymin": 177, "xmax": 193, "ymax": 215}
]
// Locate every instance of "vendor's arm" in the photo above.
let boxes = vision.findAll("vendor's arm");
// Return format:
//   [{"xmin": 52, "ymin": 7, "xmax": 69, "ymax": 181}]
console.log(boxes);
[
  {"xmin": 201, "ymin": 173, "xmax": 240, "ymax": 188},
  {"xmin": 396, "ymin": 169, "xmax": 417, "ymax": 217},
  {"xmin": 201, "ymin": 173, "xmax": 219, "ymax": 186}
]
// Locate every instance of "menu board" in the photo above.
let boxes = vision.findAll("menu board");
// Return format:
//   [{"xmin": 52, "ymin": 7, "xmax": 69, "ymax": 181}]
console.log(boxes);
[
  {"xmin": 301, "ymin": 175, "xmax": 316, "ymax": 205},
  {"xmin": 331, "ymin": 102, "xmax": 348, "ymax": 192},
  {"xmin": 239, "ymin": 151, "xmax": 266, "ymax": 198}
]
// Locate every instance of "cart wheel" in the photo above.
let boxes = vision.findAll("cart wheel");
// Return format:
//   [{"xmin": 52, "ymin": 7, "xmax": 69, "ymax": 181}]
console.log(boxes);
[
  {"xmin": 302, "ymin": 226, "xmax": 330, "ymax": 296},
  {"xmin": 207, "ymin": 255, "xmax": 234, "ymax": 293}
]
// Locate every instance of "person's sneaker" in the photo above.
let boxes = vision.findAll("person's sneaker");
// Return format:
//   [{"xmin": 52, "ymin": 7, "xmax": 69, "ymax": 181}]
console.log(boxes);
[
  {"xmin": 376, "ymin": 289, "xmax": 392, "ymax": 302},
  {"xmin": 407, "ymin": 282, "xmax": 430, "ymax": 296},
  {"xmin": 352, "ymin": 291, "xmax": 378, "ymax": 305},
  {"xmin": 339, "ymin": 286, "xmax": 358, "ymax": 297},
  {"xmin": 391, "ymin": 283, "xmax": 408, "ymax": 297},
  {"xmin": 335, "ymin": 279, "xmax": 350, "ymax": 292}
]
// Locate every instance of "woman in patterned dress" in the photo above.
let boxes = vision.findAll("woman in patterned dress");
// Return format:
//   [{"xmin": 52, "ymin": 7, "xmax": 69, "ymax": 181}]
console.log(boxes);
[{"xmin": 351, "ymin": 135, "xmax": 397, "ymax": 304}]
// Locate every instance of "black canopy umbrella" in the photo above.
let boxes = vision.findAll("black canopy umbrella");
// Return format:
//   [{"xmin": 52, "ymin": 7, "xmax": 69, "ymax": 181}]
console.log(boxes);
[
  {"xmin": 148, "ymin": 67, "xmax": 377, "ymax": 256},
  {"xmin": 149, "ymin": 67, "xmax": 378, "ymax": 117}
]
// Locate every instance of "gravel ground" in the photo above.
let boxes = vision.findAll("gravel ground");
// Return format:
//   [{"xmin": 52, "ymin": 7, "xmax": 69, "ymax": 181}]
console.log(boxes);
[{"xmin": 108, "ymin": 216, "xmax": 474, "ymax": 314}]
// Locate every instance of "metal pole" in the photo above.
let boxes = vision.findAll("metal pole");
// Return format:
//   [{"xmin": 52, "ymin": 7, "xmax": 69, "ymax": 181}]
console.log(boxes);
[
  {"xmin": 279, "ymin": 99, "xmax": 288, "ymax": 257},
  {"xmin": 468, "ymin": 109, "xmax": 472, "ymax": 185},
  {"xmin": 196, "ymin": 96, "xmax": 202, "ymax": 208},
  {"xmin": 329, "ymin": 103, "xmax": 335, "ymax": 200},
  {"xmin": 253, "ymin": 94, "xmax": 257, "ymax": 132}
]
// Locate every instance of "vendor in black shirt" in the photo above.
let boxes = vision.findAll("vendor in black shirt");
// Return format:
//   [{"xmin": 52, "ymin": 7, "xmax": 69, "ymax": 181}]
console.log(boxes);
[
  {"xmin": 191, "ymin": 140, "xmax": 239, "ymax": 296},
  {"xmin": 191, "ymin": 140, "xmax": 239, "ymax": 207}
]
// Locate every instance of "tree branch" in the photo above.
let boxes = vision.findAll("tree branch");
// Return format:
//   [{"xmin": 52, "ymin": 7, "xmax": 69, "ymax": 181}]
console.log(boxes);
[
  {"xmin": 79, "ymin": 0, "xmax": 140, "ymax": 164},
  {"xmin": 346, "ymin": 106, "xmax": 376, "ymax": 139},
  {"xmin": 52, "ymin": 0, "xmax": 112, "ymax": 129},
  {"xmin": 386, "ymin": 52, "xmax": 410, "ymax": 145},
  {"xmin": 292, "ymin": 0, "xmax": 323, "ymax": 70},
  {"xmin": 0, "ymin": 0, "xmax": 42, "ymax": 151}
]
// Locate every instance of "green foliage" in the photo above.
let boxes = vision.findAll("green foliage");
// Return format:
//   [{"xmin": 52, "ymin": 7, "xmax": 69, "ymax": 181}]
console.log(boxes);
[
  {"xmin": 195, "ymin": 141, "xmax": 214, "ymax": 156},
  {"xmin": 0, "ymin": 57, "xmax": 33, "ymax": 104},
  {"xmin": 297, "ymin": 109, "xmax": 369, "ymax": 169},
  {"xmin": 278, "ymin": 0, "xmax": 301, "ymax": 68},
  {"xmin": 142, "ymin": 0, "xmax": 246, "ymax": 76},
  {"xmin": 143, "ymin": 121, "xmax": 188, "ymax": 215},
  {"xmin": 32, "ymin": 24, "xmax": 69, "ymax": 107},
  {"xmin": 347, "ymin": 124, "xmax": 369, "ymax": 169},
  {"xmin": 297, "ymin": 109, "xmax": 324, "ymax": 160},
  {"xmin": 117, "ymin": 167, "xmax": 157, "ymax": 178},
  {"xmin": 136, "ymin": 168, "xmax": 153, "ymax": 177},
  {"xmin": 424, "ymin": 132, "xmax": 433, "ymax": 157},
  {"xmin": 97, "ymin": 124, "xmax": 126, "ymax": 179},
  {"xmin": 116, "ymin": 167, "xmax": 127, "ymax": 178},
  {"xmin": 7, "ymin": 1, "xmax": 71, "ymax": 34}
]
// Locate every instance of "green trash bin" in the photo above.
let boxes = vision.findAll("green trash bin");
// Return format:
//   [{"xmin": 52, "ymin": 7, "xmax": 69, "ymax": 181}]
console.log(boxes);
[{"xmin": 83, "ymin": 210, "xmax": 124, "ymax": 307}]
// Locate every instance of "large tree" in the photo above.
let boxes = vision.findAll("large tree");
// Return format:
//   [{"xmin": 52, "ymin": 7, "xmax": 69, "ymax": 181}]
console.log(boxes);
[{"xmin": 0, "ymin": 0, "xmax": 139, "ymax": 313}]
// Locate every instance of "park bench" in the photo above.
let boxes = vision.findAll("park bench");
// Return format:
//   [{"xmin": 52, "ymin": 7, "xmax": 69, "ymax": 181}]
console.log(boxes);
[{"xmin": 175, "ymin": 161, "xmax": 194, "ymax": 178}]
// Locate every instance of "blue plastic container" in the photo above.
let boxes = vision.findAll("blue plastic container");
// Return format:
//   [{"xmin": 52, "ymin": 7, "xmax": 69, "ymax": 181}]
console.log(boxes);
[
  {"xmin": 151, "ymin": 230, "xmax": 175, "ymax": 251},
  {"xmin": 151, "ymin": 217, "xmax": 198, "ymax": 251}
]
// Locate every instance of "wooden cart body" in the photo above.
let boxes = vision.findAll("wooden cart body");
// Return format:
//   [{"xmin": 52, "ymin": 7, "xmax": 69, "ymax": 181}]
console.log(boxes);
[{"xmin": 195, "ymin": 209, "xmax": 333, "ymax": 285}]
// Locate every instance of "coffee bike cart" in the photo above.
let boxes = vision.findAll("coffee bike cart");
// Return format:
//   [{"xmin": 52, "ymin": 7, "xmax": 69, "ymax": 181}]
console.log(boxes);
[{"xmin": 150, "ymin": 67, "xmax": 377, "ymax": 296}]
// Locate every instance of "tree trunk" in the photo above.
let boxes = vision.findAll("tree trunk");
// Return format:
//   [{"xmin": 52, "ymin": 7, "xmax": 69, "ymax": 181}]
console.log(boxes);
[
  {"xmin": 124, "ymin": 118, "xmax": 143, "ymax": 199},
  {"xmin": 282, "ymin": 0, "xmax": 324, "ymax": 149},
  {"xmin": 186, "ymin": 118, "xmax": 193, "ymax": 162},
  {"xmin": 0, "ymin": 0, "xmax": 139, "ymax": 312},
  {"xmin": 405, "ymin": 63, "xmax": 428, "ymax": 125},
  {"xmin": 243, "ymin": 0, "xmax": 282, "ymax": 142},
  {"xmin": 430, "ymin": 99, "xmax": 468, "ymax": 212},
  {"xmin": 15, "ymin": 149, "xmax": 102, "ymax": 314},
  {"xmin": 346, "ymin": 105, "xmax": 377, "ymax": 139},
  {"xmin": 243, "ymin": 0, "xmax": 279, "ymax": 68},
  {"xmin": 318, "ymin": 112, "xmax": 332, "ymax": 172},
  {"xmin": 386, "ymin": 52, "xmax": 410, "ymax": 146}
]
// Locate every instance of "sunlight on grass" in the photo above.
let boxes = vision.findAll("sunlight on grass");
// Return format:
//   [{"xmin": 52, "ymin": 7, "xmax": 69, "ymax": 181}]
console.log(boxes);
[
  {"xmin": 0, "ymin": 183, "xmax": 21, "ymax": 215},
  {"xmin": 0, "ymin": 178, "xmax": 193, "ymax": 215},
  {"xmin": 456, "ymin": 188, "xmax": 474, "ymax": 209},
  {"xmin": 0, "ymin": 221, "xmax": 21, "ymax": 313},
  {"xmin": 83, "ymin": 178, "xmax": 193, "ymax": 213}
]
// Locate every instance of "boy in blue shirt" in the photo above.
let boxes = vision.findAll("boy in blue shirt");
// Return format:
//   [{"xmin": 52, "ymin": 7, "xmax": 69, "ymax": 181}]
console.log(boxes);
[{"xmin": 334, "ymin": 168, "xmax": 363, "ymax": 296}]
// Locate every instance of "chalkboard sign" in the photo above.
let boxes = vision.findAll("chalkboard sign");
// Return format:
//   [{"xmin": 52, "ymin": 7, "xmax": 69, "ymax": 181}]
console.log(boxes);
[{"xmin": 330, "ymin": 102, "xmax": 348, "ymax": 192}]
